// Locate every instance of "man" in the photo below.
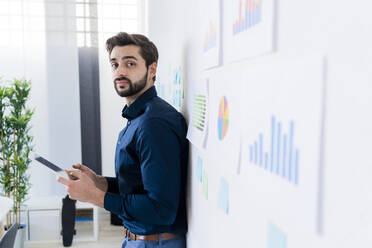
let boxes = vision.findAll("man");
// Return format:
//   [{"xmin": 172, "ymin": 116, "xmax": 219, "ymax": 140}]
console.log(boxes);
[{"xmin": 57, "ymin": 32, "xmax": 188, "ymax": 248}]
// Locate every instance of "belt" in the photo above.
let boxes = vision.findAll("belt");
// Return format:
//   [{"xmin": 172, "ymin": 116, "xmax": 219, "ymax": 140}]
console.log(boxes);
[{"xmin": 123, "ymin": 227, "xmax": 183, "ymax": 242}]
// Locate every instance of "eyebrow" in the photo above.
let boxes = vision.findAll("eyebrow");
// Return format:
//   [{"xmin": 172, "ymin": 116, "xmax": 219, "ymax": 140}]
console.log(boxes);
[{"xmin": 110, "ymin": 56, "xmax": 138, "ymax": 62}]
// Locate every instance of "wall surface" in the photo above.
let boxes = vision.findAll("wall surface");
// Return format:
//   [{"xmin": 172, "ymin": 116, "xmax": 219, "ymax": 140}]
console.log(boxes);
[{"xmin": 147, "ymin": 0, "xmax": 372, "ymax": 247}]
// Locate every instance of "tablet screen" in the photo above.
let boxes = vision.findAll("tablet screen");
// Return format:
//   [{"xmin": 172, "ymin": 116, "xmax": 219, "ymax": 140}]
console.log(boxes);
[{"xmin": 34, "ymin": 154, "xmax": 63, "ymax": 173}]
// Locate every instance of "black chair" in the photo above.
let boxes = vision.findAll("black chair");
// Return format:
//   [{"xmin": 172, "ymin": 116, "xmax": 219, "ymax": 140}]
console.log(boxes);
[
  {"xmin": 61, "ymin": 195, "xmax": 76, "ymax": 247},
  {"xmin": 0, "ymin": 223, "xmax": 18, "ymax": 248}
]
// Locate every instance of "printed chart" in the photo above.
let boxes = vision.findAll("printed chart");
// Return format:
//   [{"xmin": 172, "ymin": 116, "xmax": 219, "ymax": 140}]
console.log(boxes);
[
  {"xmin": 192, "ymin": 94, "xmax": 207, "ymax": 132},
  {"xmin": 171, "ymin": 66, "xmax": 183, "ymax": 110},
  {"xmin": 267, "ymin": 221, "xmax": 287, "ymax": 248},
  {"xmin": 238, "ymin": 56, "xmax": 324, "ymax": 235},
  {"xmin": 187, "ymin": 79, "xmax": 209, "ymax": 150},
  {"xmin": 217, "ymin": 96, "xmax": 229, "ymax": 140},
  {"xmin": 201, "ymin": 0, "xmax": 221, "ymax": 69},
  {"xmin": 248, "ymin": 115, "xmax": 299, "ymax": 185},
  {"xmin": 204, "ymin": 21, "xmax": 217, "ymax": 53},
  {"xmin": 233, "ymin": 0, "xmax": 263, "ymax": 35},
  {"xmin": 224, "ymin": 0, "xmax": 275, "ymax": 62},
  {"xmin": 196, "ymin": 155, "xmax": 208, "ymax": 200},
  {"xmin": 207, "ymin": 73, "xmax": 241, "ymax": 176},
  {"xmin": 217, "ymin": 177, "xmax": 229, "ymax": 214}
]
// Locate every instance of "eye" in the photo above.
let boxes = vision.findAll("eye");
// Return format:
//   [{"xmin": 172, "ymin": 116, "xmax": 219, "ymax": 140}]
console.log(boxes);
[
  {"xmin": 127, "ymin": 61, "xmax": 136, "ymax": 67},
  {"xmin": 111, "ymin": 63, "xmax": 118, "ymax": 69}
]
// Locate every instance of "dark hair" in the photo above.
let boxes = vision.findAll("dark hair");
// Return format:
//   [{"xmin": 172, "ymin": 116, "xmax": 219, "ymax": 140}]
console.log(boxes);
[{"xmin": 106, "ymin": 32, "xmax": 159, "ymax": 81}]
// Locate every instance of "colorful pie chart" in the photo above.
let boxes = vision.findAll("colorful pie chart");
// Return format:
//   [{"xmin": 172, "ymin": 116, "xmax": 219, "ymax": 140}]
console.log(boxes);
[{"xmin": 217, "ymin": 96, "xmax": 229, "ymax": 140}]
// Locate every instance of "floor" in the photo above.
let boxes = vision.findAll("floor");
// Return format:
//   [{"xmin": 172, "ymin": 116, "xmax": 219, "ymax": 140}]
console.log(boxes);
[{"xmin": 25, "ymin": 218, "xmax": 124, "ymax": 248}]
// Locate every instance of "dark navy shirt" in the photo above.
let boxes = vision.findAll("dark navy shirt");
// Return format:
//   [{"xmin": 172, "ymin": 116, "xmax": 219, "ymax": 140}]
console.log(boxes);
[{"xmin": 103, "ymin": 86, "xmax": 188, "ymax": 235}]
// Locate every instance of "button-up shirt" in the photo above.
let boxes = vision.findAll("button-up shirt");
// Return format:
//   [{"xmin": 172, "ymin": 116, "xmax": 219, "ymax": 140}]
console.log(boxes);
[{"xmin": 103, "ymin": 86, "xmax": 188, "ymax": 235}]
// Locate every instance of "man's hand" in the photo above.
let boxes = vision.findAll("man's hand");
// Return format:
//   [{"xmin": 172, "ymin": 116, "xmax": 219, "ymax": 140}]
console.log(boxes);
[
  {"xmin": 66, "ymin": 164, "xmax": 108, "ymax": 192},
  {"xmin": 57, "ymin": 170, "xmax": 105, "ymax": 207}
]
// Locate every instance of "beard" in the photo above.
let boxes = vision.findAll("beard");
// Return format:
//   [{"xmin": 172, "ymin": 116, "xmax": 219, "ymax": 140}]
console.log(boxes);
[{"xmin": 114, "ymin": 71, "xmax": 148, "ymax": 97}]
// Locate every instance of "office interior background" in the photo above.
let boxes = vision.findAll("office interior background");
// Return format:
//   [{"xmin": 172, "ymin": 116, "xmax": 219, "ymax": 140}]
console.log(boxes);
[{"xmin": 0, "ymin": 0, "xmax": 372, "ymax": 247}]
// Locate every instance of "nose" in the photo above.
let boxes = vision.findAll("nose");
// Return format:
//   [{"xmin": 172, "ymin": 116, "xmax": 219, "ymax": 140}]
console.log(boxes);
[{"xmin": 115, "ymin": 63, "xmax": 128, "ymax": 78}]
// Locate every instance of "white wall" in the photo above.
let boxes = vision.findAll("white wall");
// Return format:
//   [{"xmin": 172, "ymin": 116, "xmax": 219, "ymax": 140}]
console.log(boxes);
[{"xmin": 147, "ymin": 0, "xmax": 372, "ymax": 247}]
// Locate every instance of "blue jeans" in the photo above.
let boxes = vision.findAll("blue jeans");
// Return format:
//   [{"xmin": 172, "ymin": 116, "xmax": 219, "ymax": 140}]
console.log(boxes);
[{"xmin": 121, "ymin": 235, "xmax": 186, "ymax": 248}]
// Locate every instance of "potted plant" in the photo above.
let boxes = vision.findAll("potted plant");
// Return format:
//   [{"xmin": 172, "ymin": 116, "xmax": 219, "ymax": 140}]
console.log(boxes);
[{"xmin": 0, "ymin": 78, "xmax": 33, "ymax": 248}]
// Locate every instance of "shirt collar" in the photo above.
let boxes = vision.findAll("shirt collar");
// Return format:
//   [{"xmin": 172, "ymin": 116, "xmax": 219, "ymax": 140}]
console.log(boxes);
[{"xmin": 122, "ymin": 86, "xmax": 157, "ymax": 120}]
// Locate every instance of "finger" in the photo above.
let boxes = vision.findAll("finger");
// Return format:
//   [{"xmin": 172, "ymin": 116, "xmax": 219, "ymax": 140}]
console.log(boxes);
[
  {"xmin": 72, "ymin": 164, "xmax": 82, "ymax": 169},
  {"xmin": 68, "ymin": 169, "xmax": 83, "ymax": 179},
  {"xmin": 65, "ymin": 170, "xmax": 79, "ymax": 180},
  {"xmin": 73, "ymin": 164, "xmax": 88, "ymax": 172},
  {"xmin": 56, "ymin": 175, "xmax": 70, "ymax": 186},
  {"xmin": 68, "ymin": 194, "xmax": 77, "ymax": 200}
]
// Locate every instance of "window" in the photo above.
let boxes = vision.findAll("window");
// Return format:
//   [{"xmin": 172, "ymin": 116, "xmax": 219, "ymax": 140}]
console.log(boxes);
[
  {"xmin": 76, "ymin": 0, "xmax": 98, "ymax": 47},
  {"xmin": 0, "ymin": 0, "xmax": 143, "ymax": 47},
  {"xmin": 77, "ymin": 0, "xmax": 142, "ymax": 48},
  {"xmin": 0, "ymin": 0, "xmax": 46, "ymax": 47}
]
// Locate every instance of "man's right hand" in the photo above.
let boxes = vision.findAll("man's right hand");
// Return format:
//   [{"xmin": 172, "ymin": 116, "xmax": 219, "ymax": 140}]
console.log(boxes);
[{"xmin": 66, "ymin": 164, "xmax": 108, "ymax": 192}]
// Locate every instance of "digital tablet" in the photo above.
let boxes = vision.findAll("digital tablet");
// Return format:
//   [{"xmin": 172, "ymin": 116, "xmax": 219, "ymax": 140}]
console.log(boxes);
[{"xmin": 33, "ymin": 153, "xmax": 68, "ymax": 179}]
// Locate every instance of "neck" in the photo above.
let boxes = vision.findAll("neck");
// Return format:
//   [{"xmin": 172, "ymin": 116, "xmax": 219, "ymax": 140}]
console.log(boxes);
[{"xmin": 125, "ymin": 81, "xmax": 154, "ymax": 106}]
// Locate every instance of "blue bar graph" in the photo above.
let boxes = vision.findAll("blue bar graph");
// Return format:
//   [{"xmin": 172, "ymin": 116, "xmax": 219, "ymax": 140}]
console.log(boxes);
[
  {"xmin": 249, "ymin": 145, "xmax": 253, "ymax": 162},
  {"xmin": 254, "ymin": 141, "xmax": 258, "ymax": 164},
  {"xmin": 276, "ymin": 122, "xmax": 281, "ymax": 174},
  {"xmin": 282, "ymin": 135, "xmax": 287, "ymax": 178},
  {"xmin": 259, "ymin": 133, "xmax": 263, "ymax": 167},
  {"xmin": 248, "ymin": 115, "xmax": 300, "ymax": 185},
  {"xmin": 270, "ymin": 116, "xmax": 275, "ymax": 171},
  {"xmin": 264, "ymin": 152, "xmax": 268, "ymax": 169},
  {"xmin": 288, "ymin": 121, "xmax": 294, "ymax": 182},
  {"xmin": 295, "ymin": 149, "xmax": 299, "ymax": 185}
]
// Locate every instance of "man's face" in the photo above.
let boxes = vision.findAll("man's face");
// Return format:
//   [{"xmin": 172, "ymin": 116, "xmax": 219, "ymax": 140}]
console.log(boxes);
[{"xmin": 110, "ymin": 45, "xmax": 149, "ymax": 97}]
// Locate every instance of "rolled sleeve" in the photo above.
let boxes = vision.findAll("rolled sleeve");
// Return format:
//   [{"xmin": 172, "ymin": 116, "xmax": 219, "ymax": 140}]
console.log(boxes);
[{"xmin": 105, "ymin": 176, "xmax": 119, "ymax": 193}]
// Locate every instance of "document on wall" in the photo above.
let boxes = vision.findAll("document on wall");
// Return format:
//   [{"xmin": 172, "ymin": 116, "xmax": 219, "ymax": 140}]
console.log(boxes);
[
  {"xmin": 201, "ymin": 0, "xmax": 221, "ymax": 69},
  {"xmin": 187, "ymin": 78, "xmax": 210, "ymax": 150}
]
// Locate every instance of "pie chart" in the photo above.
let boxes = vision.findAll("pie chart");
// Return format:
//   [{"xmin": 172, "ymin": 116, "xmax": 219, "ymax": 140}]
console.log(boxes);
[{"xmin": 217, "ymin": 96, "xmax": 229, "ymax": 140}]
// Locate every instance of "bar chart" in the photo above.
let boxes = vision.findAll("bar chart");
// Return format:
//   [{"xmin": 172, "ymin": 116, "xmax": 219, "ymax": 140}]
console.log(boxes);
[
  {"xmin": 232, "ymin": 0, "xmax": 263, "ymax": 35},
  {"xmin": 248, "ymin": 116, "xmax": 299, "ymax": 185},
  {"xmin": 196, "ymin": 155, "xmax": 208, "ymax": 199},
  {"xmin": 203, "ymin": 20, "xmax": 217, "ymax": 53},
  {"xmin": 171, "ymin": 66, "xmax": 183, "ymax": 109},
  {"xmin": 192, "ymin": 94, "xmax": 207, "ymax": 132}
]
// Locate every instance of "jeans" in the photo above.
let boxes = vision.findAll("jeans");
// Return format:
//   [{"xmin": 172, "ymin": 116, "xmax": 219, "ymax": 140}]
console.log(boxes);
[{"xmin": 121, "ymin": 235, "xmax": 186, "ymax": 248}]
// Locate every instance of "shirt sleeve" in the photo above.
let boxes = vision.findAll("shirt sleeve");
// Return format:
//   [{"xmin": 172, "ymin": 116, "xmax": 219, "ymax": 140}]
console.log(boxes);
[
  {"xmin": 105, "ymin": 176, "xmax": 119, "ymax": 194},
  {"xmin": 103, "ymin": 118, "xmax": 182, "ymax": 226}
]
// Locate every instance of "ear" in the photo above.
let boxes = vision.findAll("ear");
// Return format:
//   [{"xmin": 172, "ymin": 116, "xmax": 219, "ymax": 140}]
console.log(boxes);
[{"xmin": 148, "ymin": 62, "xmax": 157, "ymax": 81}]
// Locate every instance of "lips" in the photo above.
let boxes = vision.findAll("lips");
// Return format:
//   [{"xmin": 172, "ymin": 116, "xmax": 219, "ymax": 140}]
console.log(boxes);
[
  {"xmin": 116, "ymin": 80, "xmax": 128, "ymax": 87},
  {"xmin": 115, "ymin": 78, "xmax": 130, "ymax": 87}
]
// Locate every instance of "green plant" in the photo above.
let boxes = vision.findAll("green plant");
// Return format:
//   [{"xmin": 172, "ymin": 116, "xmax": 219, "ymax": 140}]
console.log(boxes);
[{"xmin": 0, "ymin": 78, "xmax": 33, "ymax": 228}]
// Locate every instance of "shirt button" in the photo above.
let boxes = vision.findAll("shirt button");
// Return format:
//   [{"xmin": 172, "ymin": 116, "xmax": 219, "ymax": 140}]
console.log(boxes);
[{"xmin": 128, "ymin": 121, "xmax": 131, "ymax": 125}]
